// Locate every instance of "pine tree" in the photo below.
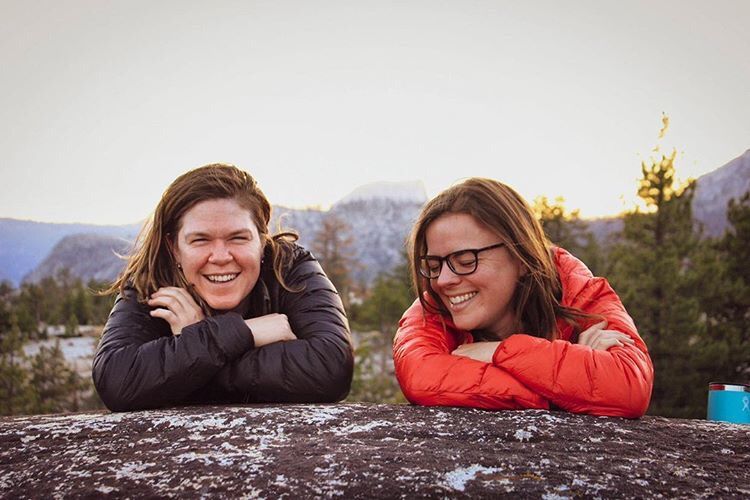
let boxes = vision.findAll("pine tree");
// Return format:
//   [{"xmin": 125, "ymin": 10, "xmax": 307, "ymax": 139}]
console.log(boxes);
[
  {"xmin": 313, "ymin": 213, "xmax": 358, "ymax": 309},
  {"xmin": 88, "ymin": 279, "xmax": 116, "ymax": 325},
  {"xmin": 608, "ymin": 118, "xmax": 706, "ymax": 417},
  {"xmin": 0, "ymin": 316, "xmax": 33, "ymax": 415},
  {"xmin": 533, "ymin": 196, "xmax": 603, "ymax": 275},
  {"xmin": 696, "ymin": 192, "xmax": 750, "ymax": 384},
  {"xmin": 347, "ymin": 254, "xmax": 412, "ymax": 404},
  {"xmin": 29, "ymin": 340, "xmax": 77, "ymax": 414}
]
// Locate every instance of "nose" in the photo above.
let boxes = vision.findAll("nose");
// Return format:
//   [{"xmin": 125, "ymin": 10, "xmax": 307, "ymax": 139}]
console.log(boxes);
[
  {"xmin": 208, "ymin": 241, "xmax": 233, "ymax": 264},
  {"xmin": 435, "ymin": 261, "xmax": 461, "ymax": 289}
]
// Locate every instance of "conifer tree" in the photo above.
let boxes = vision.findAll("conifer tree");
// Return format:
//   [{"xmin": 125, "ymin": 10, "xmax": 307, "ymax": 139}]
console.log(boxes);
[
  {"xmin": 313, "ymin": 213, "xmax": 358, "ymax": 309},
  {"xmin": 695, "ymin": 193, "xmax": 750, "ymax": 385},
  {"xmin": 64, "ymin": 313, "xmax": 79, "ymax": 337},
  {"xmin": 533, "ymin": 196, "xmax": 603, "ymax": 274},
  {"xmin": 608, "ymin": 116, "xmax": 706, "ymax": 417},
  {"xmin": 347, "ymin": 254, "xmax": 412, "ymax": 404},
  {"xmin": 29, "ymin": 340, "xmax": 77, "ymax": 414},
  {"xmin": 0, "ymin": 316, "xmax": 33, "ymax": 415}
]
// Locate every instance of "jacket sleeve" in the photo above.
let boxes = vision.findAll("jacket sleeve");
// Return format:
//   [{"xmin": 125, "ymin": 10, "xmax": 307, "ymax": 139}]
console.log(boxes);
[
  {"xmin": 393, "ymin": 299, "xmax": 550, "ymax": 410},
  {"xmin": 492, "ymin": 251, "xmax": 654, "ymax": 418},
  {"xmin": 212, "ymin": 254, "xmax": 354, "ymax": 403},
  {"xmin": 92, "ymin": 288, "xmax": 254, "ymax": 412}
]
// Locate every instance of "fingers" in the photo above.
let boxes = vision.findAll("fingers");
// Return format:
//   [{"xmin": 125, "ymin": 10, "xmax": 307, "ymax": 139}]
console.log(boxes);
[
  {"xmin": 148, "ymin": 287, "xmax": 195, "ymax": 313},
  {"xmin": 147, "ymin": 287, "xmax": 205, "ymax": 336},
  {"xmin": 451, "ymin": 342, "xmax": 501, "ymax": 363},
  {"xmin": 579, "ymin": 320, "xmax": 608, "ymax": 339},
  {"xmin": 149, "ymin": 308, "xmax": 182, "ymax": 336},
  {"xmin": 245, "ymin": 313, "xmax": 296, "ymax": 347},
  {"xmin": 578, "ymin": 324, "xmax": 636, "ymax": 351}
]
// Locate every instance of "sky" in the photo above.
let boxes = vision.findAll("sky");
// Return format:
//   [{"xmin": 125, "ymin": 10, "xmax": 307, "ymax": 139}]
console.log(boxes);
[{"xmin": 1, "ymin": 0, "xmax": 749, "ymax": 225}]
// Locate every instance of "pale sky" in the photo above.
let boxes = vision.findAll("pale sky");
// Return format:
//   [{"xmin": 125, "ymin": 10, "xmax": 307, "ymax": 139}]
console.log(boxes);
[{"xmin": 1, "ymin": 0, "xmax": 749, "ymax": 225}]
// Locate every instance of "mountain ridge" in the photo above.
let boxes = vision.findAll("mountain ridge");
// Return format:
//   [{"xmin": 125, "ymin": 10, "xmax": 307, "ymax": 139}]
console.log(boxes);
[{"xmin": 3, "ymin": 154, "xmax": 749, "ymax": 287}]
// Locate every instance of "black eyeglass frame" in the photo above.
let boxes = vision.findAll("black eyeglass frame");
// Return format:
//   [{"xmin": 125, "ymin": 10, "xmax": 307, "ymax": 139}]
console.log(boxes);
[{"xmin": 418, "ymin": 242, "xmax": 506, "ymax": 279}]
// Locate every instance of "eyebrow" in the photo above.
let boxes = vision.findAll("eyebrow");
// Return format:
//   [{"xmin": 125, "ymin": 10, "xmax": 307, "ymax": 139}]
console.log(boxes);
[
  {"xmin": 184, "ymin": 229, "xmax": 254, "ymax": 239},
  {"xmin": 424, "ymin": 248, "xmax": 475, "ymax": 258}
]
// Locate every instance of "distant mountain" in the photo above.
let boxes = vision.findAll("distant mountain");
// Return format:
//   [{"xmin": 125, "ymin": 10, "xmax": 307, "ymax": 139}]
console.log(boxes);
[
  {"xmin": 330, "ymin": 197, "xmax": 424, "ymax": 283},
  {"xmin": 577, "ymin": 150, "xmax": 750, "ymax": 243},
  {"xmin": 23, "ymin": 234, "xmax": 131, "ymax": 284},
  {"xmin": 692, "ymin": 149, "xmax": 750, "ymax": 237},
  {"xmin": 0, "ymin": 219, "xmax": 139, "ymax": 285},
  {"xmin": 4, "ymin": 161, "xmax": 750, "ymax": 288},
  {"xmin": 338, "ymin": 180, "xmax": 427, "ymax": 205},
  {"xmin": 11, "ymin": 181, "xmax": 427, "ymax": 287},
  {"xmin": 273, "ymin": 181, "xmax": 427, "ymax": 284}
]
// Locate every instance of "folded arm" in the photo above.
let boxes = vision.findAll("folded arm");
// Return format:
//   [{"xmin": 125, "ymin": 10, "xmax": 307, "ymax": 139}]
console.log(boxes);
[
  {"xmin": 92, "ymin": 289, "xmax": 253, "ymax": 412},
  {"xmin": 393, "ymin": 300, "xmax": 549, "ymax": 410},
  {"xmin": 492, "ymin": 276, "xmax": 654, "ymax": 417},
  {"xmin": 212, "ymin": 257, "xmax": 354, "ymax": 403}
]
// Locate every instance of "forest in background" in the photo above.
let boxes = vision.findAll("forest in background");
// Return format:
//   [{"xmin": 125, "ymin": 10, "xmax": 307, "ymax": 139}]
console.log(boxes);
[{"xmin": 1, "ymin": 122, "xmax": 749, "ymax": 419}]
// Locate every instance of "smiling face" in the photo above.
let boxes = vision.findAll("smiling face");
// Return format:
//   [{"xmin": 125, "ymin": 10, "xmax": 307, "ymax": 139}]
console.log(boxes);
[
  {"xmin": 172, "ymin": 198, "xmax": 264, "ymax": 312},
  {"xmin": 425, "ymin": 212, "xmax": 524, "ymax": 339}
]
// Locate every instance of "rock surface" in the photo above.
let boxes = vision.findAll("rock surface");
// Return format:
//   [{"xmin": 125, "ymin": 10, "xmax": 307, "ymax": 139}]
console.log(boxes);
[{"xmin": 1, "ymin": 404, "xmax": 748, "ymax": 498}]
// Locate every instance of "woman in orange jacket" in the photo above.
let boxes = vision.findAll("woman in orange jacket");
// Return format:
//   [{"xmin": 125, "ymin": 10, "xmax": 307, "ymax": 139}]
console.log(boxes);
[{"xmin": 393, "ymin": 178, "xmax": 653, "ymax": 417}]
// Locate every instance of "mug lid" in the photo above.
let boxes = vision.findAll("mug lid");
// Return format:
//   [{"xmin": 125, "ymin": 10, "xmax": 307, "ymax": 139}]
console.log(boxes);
[{"xmin": 708, "ymin": 382, "xmax": 750, "ymax": 392}]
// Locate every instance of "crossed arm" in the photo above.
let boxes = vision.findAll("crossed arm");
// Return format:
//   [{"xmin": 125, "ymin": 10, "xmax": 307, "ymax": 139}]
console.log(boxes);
[
  {"xmin": 393, "ymin": 276, "xmax": 653, "ymax": 417},
  {"xmin": 93, "ymin": 260, "xmax": 353, "ymax": 411}
]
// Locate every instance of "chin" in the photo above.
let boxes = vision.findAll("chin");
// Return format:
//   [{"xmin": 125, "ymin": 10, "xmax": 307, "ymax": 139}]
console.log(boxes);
[
  {"xmin": 452, "ymin": 315, "xmax": 479, "ymax": 332},
  {"xmin": 205, "ymin": 296, "xmax": 242, "ymax": 312}
]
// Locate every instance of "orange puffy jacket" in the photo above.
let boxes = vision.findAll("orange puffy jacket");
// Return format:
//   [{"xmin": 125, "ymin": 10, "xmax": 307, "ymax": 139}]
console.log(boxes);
[{"xmin": 393, "ymin": 247, "xmax": 654, "ymax": 417}]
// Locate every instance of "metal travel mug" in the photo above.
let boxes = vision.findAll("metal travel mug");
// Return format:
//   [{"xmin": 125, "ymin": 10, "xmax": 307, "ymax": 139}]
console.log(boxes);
[{"xmin": 707, "ymin": 382, "xmax": 750, "ymax": 424}]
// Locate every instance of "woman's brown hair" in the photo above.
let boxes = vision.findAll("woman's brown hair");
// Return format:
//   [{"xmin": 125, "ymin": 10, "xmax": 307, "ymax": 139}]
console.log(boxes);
[
  {"xmin": 409, "ymin": 177, "xmax": 596, "ymax": 340},
  {"xmin": 105, "ymin": 164, "xmax": 298, "ymax": 310}
]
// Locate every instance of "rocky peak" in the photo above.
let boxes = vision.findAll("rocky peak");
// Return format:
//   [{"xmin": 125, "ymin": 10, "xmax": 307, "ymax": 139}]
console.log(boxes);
[{"xmin": 337, "ymin": 180, "xmax": 428, "ymax": 206}]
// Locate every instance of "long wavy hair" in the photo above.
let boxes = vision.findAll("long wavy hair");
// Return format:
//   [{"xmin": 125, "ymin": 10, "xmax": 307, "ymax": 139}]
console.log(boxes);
[
  {"xmin": 106, "ymin": 164, "xmax": 298, "ymax": 311},
  {"xmin": 409, "ymin": 177, "xmax": 595, "ymax": 340}
]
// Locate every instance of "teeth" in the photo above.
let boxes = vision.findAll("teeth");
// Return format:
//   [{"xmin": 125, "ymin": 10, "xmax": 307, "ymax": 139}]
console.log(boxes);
[
  {"xmin": 448, "ymin": 292, "xmax": 477, "ymax": 305},
  {"xmin": 206, "ymin": 274, "xmax": 238, "ymax": 283}
]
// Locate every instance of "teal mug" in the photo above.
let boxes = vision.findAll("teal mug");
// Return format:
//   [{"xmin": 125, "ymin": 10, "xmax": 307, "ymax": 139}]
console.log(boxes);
[{"xmin": 707, "ymin": 382, "xmax": 750, "ymax": 424}]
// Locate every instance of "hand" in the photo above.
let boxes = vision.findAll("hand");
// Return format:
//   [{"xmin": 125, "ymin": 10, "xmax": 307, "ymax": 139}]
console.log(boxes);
[
  {"xmin": 246, "ymin": 313, "xmax": 297, "ymax": 348},
  {"xmin": 577, "ymin": 321, "xmax": 635, "ymax": 351},
  {"xmin": 148, "ymin": 287, "xmax": 205, "ymax": 336},
  {"xmin": 452, "ymin": 341, "xmax": 502, "ymax": 363}
]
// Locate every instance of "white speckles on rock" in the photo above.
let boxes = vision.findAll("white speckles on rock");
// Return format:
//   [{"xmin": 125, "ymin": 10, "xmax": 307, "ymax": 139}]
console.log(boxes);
[
  {"xmin": 1, "ymin": 404, "xmax": 749, "ymax": 498},
  {"xmin": 331, "ymin": 420, "xmax": 391, "ymax": 435},
  {"xmin": 443, "ymin": 465, "xmax": 502, "ymax": 492},
  {"xmin": 302, "ymin": 405, "xmax": 349, "ymax": 425},
  {"xmin": 113, "ymin": 462, "xmax": 161, "ymax": 481},
  {"xmin": 514, "ymin": 425, "xmax": 539, "ymax": 442}
]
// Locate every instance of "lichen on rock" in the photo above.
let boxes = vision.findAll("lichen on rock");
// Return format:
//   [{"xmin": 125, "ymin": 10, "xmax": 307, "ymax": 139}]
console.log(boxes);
[{"xmin": 1, "ymin": 404, "xmax": 749, "ymax": 498}]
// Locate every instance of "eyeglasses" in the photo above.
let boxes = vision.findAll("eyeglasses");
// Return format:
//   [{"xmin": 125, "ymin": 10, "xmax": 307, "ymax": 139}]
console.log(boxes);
[{"xmin": 418, "ymin": 243, "xmax": 505, "ymax": 279}]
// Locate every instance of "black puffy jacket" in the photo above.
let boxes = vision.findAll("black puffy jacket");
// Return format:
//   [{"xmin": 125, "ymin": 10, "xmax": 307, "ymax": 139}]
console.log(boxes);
[{"xmin": 92, "ymin": 244, "xmax": 354, "ymax": 411}]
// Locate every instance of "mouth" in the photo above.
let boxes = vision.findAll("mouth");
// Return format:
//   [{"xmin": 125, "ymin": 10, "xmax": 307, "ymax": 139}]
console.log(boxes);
[
  {"xmin": 447, "ymin": 291, "xmax": 477, "ymax": 308},
  {"xmin": 204, "ymin": 273, "xmax": 239, "ymax": 284}
]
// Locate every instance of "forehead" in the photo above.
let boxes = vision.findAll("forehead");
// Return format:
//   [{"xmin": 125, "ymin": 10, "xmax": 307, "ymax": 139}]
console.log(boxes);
[
  {"xmin": 178, "ymin": 198, "xmax": 259, "ymax": 235},
  {"xmin": 425, "ymin": 213, "xmax": 500, "ymax": 254}
]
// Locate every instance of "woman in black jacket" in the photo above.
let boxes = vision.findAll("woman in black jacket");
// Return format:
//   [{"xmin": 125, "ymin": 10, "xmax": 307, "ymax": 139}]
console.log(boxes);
[{"xmin": 93, "ymin": 164, "xmax": 354, "ymax": 411}]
